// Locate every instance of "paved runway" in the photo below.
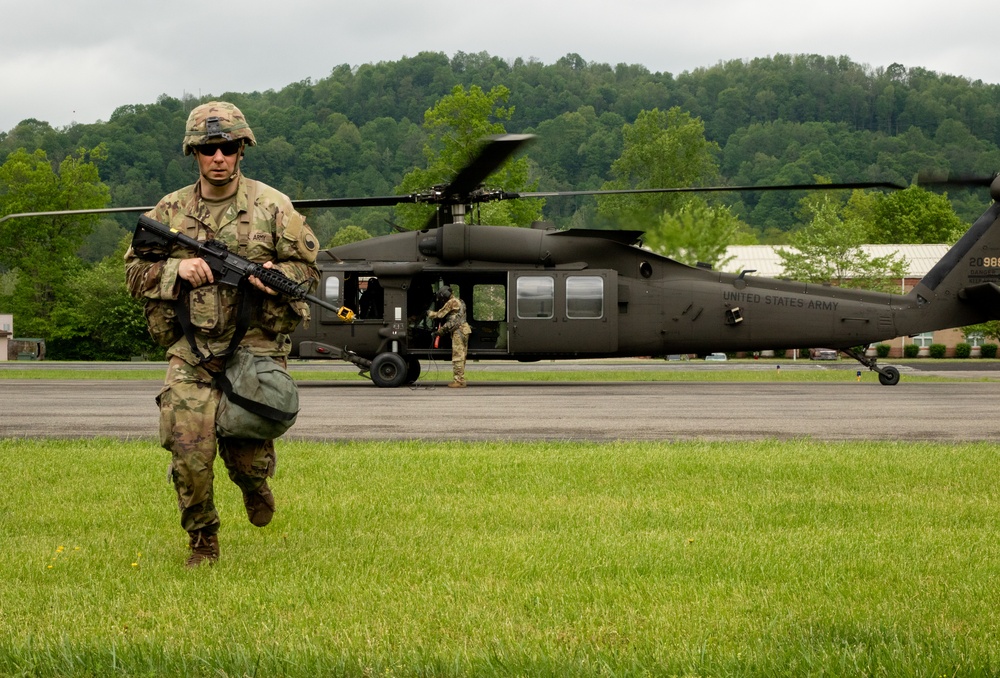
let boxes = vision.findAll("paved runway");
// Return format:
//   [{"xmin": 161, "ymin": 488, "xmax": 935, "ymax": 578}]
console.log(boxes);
[{"xmin": 2, "ymin": 378, "xmax": 997, "ymax": 442}]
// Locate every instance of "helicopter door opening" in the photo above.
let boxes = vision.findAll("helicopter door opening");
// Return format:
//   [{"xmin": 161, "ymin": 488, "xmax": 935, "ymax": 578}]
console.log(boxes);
[
  {"xmin": 508, "ymin": 271, "xmax": 618, "ymax": 355},
  {"xmin": 406, "ymin": 273, "xmax": 510, "ymax": 354}
]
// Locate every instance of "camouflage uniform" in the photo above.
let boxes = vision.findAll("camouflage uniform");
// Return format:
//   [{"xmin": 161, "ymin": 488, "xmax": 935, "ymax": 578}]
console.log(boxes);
[
  {"xmin": 428, "ymin": 297, "xmax": 472, "ymax": 386},
  {"xmin": 125, "ymin": 148, "xmax": 319, "ymax": 539}
]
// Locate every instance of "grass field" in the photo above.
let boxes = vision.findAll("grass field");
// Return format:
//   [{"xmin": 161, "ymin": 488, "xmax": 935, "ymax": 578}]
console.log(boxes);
[{"xmin": 3, "ymin": 438, "xmax": 999, "ymax": 676}]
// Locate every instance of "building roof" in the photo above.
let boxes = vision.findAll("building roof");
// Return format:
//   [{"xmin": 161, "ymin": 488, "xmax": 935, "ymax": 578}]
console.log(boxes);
[{"xmin": 722, "ymin": 244, "xmax": 951, "ymax": 278}]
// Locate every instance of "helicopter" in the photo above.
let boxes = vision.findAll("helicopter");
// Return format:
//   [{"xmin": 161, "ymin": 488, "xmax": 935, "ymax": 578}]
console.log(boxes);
[
  {"xmin": 3, "ymin": 135, "xmax": 998, "ymax": 387},
  {"xmin": 283, "ymin": 134, "xmax": 1000, "ymax": 387}
]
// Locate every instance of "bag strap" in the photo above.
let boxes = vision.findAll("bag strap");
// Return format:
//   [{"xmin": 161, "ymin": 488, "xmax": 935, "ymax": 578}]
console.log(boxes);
[{"xmin": 212, "ymin": 359, "xmax": 298, "ymax": 422}]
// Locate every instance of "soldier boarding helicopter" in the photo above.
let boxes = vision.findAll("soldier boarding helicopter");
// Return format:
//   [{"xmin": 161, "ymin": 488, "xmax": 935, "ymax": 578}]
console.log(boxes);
[{"xmin": 3, "ymin": 135, "xmax": 998, "ymax": 387}]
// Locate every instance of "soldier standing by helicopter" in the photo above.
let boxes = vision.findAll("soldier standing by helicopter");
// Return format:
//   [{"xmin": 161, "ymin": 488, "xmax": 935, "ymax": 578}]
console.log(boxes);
[{"xmin": 427, "ymin": 285, "xmax": 472, "ymax": 388}]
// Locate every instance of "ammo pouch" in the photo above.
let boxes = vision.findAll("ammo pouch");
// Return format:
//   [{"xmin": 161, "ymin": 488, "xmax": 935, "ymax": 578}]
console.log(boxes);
[
  {"xmin": 188, "ymin": 284, "xmax": 239, "ymax": 337},
  {"xmin": 254, "ymin": 295, "xmax": 307, "ymax": 335},
  {"xmin": 144, "ymin": 299, "xmax": 182, "ymax": 347},
  {"xmin": 213, "ymin": 346, "xmax": 299, "ymax": 440}
]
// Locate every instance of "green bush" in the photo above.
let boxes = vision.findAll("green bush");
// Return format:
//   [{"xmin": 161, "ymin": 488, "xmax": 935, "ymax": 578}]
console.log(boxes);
[
  {"xmin": 929, "ymin": 343, "xmax": 947, "ymax": 359},
  {"xmin": 773, "ymin": 349, "xmax": 786, "ymax": 358},
  {"xmin": 954, "ymin": 343, "xmax": 971, "ymax": 359},
  {"xmin": 982, "ymin": 343, "xmax": 998, "ymax": 359},
  {"xmin": 875, "ymin": 344, "xmax": 891, "ymax": 358},
  {"xmin": 903, "ymin": 343, "xmax": 920, "ymax": 358}
]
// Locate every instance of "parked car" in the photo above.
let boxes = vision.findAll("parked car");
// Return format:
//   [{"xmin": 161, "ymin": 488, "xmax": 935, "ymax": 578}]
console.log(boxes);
[
  {"xmin": 810, "ymin": 348, "xmax": 839, "ymax": 360},
  {"xmin": 704, "ymin": 352, "xmax": 728, "ymax": 361}
]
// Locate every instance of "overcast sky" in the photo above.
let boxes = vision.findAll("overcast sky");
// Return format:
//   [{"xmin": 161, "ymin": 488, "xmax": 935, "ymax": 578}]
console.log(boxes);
[{"xmin": 2, "ymin": 0, "xmax": 995, "ymax": 134}]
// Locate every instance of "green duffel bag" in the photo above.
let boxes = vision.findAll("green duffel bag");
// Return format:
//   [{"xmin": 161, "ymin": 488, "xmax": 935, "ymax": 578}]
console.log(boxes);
[{"xmin": 214, "ymin": 346, "xmax": 299, "ymax": 440}]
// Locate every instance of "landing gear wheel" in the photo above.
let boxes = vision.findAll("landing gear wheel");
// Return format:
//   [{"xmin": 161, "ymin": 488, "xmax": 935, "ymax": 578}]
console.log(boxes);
[
  {"xmin": 841, "ymin": 346, "xmax": 901, "ymax": 387},
  {"xmin": 878, "ymin": 366, "xmax": 900, "ymax": 386},
  {"xmin": 370, "ymin": 353, "xmax": 408, "ymax": 388},
  {"xmin": 405, "ymin": 357, "xmax": 421, "ymax": 384}
]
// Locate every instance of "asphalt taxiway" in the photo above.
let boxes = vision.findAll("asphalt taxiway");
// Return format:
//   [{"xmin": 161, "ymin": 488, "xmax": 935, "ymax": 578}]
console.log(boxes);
[{"xmin": 2, "ymin": 373, "xmax": 997, "ymax": 442}]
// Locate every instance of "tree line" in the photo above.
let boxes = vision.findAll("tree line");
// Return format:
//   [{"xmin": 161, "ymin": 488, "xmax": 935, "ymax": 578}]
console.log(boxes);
[{"xmin": 2, "ymin": 51, "xmax": 999, "ymax": 358}]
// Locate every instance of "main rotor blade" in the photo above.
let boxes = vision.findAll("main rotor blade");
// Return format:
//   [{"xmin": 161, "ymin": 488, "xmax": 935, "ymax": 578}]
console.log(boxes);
[
  {"xmin": 446, "ymin": 134, "xmax": 536, "ymax": 198},
  {"xmin": 0, "ymin": 194, "xmax": 419, "ymax": 224},
  {"xmin": 512, "ymin": 181, "xmax": 906, "ymax": 200},
  {"xmin": 0, "ymin": 205, "xmax": 154, "ymax": 225},
  {"xmin": 0, "ymin": 179, "xmax": 903, "ymax": 225}
]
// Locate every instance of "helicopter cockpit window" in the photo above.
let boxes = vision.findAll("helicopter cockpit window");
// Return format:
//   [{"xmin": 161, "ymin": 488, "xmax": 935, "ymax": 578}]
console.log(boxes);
[
  {"xmin": 324, "ymin": 276, "xmax": 340, "ymax": 303},
  {"xmin": 516, "ymin": 276, "xmax": 554, "ymax": 319},
  {"xmin": 566, "ymin": 276, "xmax": 603, "ymax": 319}
]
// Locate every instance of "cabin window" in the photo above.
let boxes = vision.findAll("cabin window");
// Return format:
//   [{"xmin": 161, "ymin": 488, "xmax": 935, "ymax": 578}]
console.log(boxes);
[
  {"xmin": 566, "ymin": 276, "xmax": 604, "ymax": 319},
  {"xmin": 324, "ymin": 276, "xmax": 340, "ymax": 303},
  {"xmin": 516, "ymin": 276, "xmax": 554, "ymax": 319},
  {"xmin": 473, "ymin": 284, "xmax": 506, "ymax": 321}
]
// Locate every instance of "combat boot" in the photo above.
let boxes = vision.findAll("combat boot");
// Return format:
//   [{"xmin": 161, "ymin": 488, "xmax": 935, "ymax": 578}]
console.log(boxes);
[
  {"xmin": 242, "ymin": 481, "xmax": 276, "ymax": 527},
  {"xmin": 447, "ymin": 381, "xmax": 467, "ymax": 388},
  {"xmin": 186, "ymin": 529, "xmax": 219, "ymax": 568}
]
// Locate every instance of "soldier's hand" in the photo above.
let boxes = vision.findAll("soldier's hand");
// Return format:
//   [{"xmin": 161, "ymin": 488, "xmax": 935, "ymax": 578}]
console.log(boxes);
[
  {"xmin": 178, "ymin": 258, "xmax": 214, "ymax": 287},
  {"xmin": 248, "ymin": 261, "xmax": 279, "ymax": 296}
]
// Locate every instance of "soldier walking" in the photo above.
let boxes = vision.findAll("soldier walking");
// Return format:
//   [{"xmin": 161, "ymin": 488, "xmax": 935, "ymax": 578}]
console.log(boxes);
[{"xmin": 125, "ymin": 102, "xmax": 319, "ymax": 567}]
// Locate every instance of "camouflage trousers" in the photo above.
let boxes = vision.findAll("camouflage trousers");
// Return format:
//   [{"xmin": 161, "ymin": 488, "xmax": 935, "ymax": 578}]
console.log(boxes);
[
  {"xmin": 450, "ymin": 329, "xmax": 469, "ymax": 385},
  {"xmin": 157, "ymin": 356, "xmax": 278, "ymax": 534}
]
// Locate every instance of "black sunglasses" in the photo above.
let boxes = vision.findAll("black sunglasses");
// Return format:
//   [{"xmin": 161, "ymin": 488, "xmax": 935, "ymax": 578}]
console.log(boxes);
[{"xmin": 195, "ymin": 141, "xmax": 242, "ymax": 157}]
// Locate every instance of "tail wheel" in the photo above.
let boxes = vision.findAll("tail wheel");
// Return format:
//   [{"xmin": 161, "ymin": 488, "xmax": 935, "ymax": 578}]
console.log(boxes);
[
  {"xmin": 371, "ymin": 353, "xmax": 408, "ymax": 388},
  {"xmin": 841, "ymin": 346, "xmax": 901, "ymax": 387}
]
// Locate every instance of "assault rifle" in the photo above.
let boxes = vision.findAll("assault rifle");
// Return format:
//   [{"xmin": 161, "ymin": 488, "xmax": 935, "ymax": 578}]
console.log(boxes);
[{"xmin": 132, "ymin": 214, "xmax": 354, "ymax": 322}]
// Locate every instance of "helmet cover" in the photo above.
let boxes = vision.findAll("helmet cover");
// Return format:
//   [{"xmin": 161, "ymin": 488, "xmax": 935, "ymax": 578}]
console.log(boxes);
[{"xmin": 182, "ymin": 101, "xmax": 257, "ymax": 155}]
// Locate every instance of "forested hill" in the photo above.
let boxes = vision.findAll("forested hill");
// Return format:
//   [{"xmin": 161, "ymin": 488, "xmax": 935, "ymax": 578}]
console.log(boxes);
[{"xmin": 4, "ymin": 51, "xmax": 1000, "ymax": 242}]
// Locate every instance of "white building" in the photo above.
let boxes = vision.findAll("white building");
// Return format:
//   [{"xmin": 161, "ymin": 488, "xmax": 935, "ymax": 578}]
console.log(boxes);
[
  {"xmin": 0, "ymin": 314, "xmax": 11, "ymax": 362},
  {"xmin": 722, "ymin": 244, "xmax": 949, "ymax": 281}
]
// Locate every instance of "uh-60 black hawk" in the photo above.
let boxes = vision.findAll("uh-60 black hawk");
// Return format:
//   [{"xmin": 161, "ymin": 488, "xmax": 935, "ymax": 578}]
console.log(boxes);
[
  {"xmin": 283, "ymin": 134, "xmax": 1000, "ymax": 387},
  {"xmin": 3, "ymin": 134, "xmax": 998, "ymax": 387}
]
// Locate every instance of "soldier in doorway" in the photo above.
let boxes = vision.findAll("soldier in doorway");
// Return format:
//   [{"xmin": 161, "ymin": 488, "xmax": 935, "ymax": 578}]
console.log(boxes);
[{"xmin": 427, "ymin": 285, "xmax": 472, "ymax": 387}]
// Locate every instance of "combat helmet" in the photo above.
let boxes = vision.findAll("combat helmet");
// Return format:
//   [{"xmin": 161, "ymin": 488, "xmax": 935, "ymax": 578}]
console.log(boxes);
[{"xmin": 182, "ymin": 101, "xmax": 257, "ymax": 156}]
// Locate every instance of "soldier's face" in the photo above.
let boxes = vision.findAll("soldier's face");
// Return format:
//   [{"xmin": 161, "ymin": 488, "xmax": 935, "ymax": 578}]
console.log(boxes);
[{"xmin": 195, "ymin": 142, "xmax": 241, "ymax": 186}]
